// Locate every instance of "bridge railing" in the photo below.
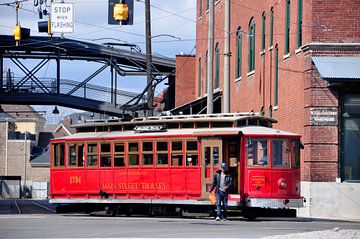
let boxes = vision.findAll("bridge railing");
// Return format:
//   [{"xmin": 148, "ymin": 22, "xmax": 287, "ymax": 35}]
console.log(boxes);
[{"xmin": 1, "ymin": 76, "xmax": 144, "ymax": 106}]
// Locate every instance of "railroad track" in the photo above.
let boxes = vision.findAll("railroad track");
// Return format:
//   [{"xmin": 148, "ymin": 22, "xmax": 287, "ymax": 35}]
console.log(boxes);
[{"xmin": 12, "ymin": 200, "xmax": 56, "ymax": 214}]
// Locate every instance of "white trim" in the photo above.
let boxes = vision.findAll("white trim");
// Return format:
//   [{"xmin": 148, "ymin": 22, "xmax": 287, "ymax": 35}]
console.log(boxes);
[
  {"xmin": 235, "ymin": 77, "xmax": 242, "ymax": 83},
  {"xmin": 53, "ymin": 123, "xmax": 72, "ymax": 135},
  {"xmin": 247, "ymin": 70, "xmax": 255, "ymax": 77},
  {"xmin": 283, "ymin": 53, "xmax": 290, "ymax": 60},
  {"xmin": 295, "ymin": 48, "xmax": 302, "ymax": 54},
  {"xmin": 273, "ymin": 105, "xmax": 279, "ymax": 111},
  {"xmin": 246, "ymin": 197, "xmax": 304, "ymax": 208},
  {"xmin": 260, "ymin": 50, "xmax": 265, "ymax": 56}
]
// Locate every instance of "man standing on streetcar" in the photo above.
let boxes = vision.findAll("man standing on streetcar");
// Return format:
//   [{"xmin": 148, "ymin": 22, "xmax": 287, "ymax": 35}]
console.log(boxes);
[{"xmin": 209, "ymin": 162, "xmax": 232, "ymax": 221}]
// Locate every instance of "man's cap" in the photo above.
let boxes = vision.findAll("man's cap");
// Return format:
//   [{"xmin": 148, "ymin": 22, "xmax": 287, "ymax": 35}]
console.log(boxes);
[{"xmin": 221, "ymin": 162, "xmax": 228, "ymax": 169}]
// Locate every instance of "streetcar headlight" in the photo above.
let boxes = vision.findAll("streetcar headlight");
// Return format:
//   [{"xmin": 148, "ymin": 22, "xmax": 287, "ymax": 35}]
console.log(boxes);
[{"xmin": 280, "ymin": 181, "xmax": 287, "ymax": 188}]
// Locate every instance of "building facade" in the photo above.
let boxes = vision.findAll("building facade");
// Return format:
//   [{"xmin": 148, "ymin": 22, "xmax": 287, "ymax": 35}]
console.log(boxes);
[{"xmin": 193, "ymin": 0, "xmax": 360, "ymax": 219}]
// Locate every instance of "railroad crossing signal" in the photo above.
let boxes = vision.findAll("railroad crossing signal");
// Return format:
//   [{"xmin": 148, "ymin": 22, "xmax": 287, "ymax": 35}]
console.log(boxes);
[
  {"xmin": 108, "ymin": 0, "xmax": 133, "ymax": 25},
  {"xmin": 38, "ymin": 20, "xmax": 51, "ymax": 34},
  {"xmin": 13, "ymin": 25, "xmax": 30, "ymax": 41}
]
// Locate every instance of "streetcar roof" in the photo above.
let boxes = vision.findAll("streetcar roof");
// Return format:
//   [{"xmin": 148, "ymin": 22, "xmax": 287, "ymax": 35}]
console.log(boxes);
[{"xmin": 52, "ymin": 126, "xmax": 300, "ymax": 141}]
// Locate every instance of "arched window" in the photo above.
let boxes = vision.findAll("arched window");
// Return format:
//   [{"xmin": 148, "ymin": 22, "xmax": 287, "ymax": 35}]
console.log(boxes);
[
  {"xmin": 198, "ymin": 57, "xmax": 202, "ymax": 97},
  {"xmin": 285, "ymin": 0, "xmax": 290, "ymax": 54},
  {"xmin": 269, "ymin": 105, "xmax": 273, "ymax": 118},
  {"xmin": 236, "ymin": 28, "xmax": 242, "ymax": 79},
  {"xmin": 261, "ymin": 12, "xmax": 266, "ymax": 51},
  {"xmin": 215, "ymin": 43, "xmax": 220, "ymax": 89},
  {"xmin": 274, "ymin": 44, "xmax": 279, "ymax": 106},
  {"xmin": 270, "ymin": 7, "xmax": 274, "ymax": 47},
  {"xmin": 248, "ymin": 17, "xmax": 255, "ymax": 72},
  {"xmin": 297, "ymin": 0, "xmax": 303, "ymax": 48}
]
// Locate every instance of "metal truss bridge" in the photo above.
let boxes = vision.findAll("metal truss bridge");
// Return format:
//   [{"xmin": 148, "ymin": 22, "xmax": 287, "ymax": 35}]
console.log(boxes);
[{"xmin": 0, "ymin": 35, "xmax": 176, "ymax": 117}]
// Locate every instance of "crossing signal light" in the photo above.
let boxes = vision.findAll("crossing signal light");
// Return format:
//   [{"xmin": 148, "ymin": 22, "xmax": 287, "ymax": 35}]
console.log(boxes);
[
  {"xmin": 114, "ymin": 3, "xmax": 128, "ymax": 21},
  {"xmin": 13, "ymin": 24, "xmax": 30, "ymax": 41},
  {"xmin": 108, "ymin": 0, "xmax": 133, "ymax": 25},
  {"xmin": 38, "ymin": 20, "xmax": 51, "ymax": 34}
]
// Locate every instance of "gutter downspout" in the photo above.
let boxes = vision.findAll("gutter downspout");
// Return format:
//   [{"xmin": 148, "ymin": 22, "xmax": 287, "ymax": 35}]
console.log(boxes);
[{"xmin": 207, "ymin": 0, "xmax": 214, "ymax": 114}]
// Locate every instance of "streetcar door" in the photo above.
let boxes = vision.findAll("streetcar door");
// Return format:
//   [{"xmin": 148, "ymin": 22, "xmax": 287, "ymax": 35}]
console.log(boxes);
[{"xmin": 201, "ymin": 138, "xmax": 222, "ymax": 197}]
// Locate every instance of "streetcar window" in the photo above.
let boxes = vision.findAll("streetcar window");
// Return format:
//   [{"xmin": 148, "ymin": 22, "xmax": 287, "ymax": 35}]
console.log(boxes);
[
  {"xmin": 246, "ymin": 138, "xmax": 269, "ymax": 167},
  {"xmin": 181, "ymin": 122, "xmax": 194, "ymax": 128},
  {"xmin": 272, "ymin": 139, "xmax": 290, "ymax": 168},
  {"xmin": 291, "ymin": 139, "xmax": 301, "ymax": 168},
  {"xmin": 211, "ymin": 122, "xmax": 233, "ymax": 128},
  {"xmin": 86, "ymin": 143, "xmax": 98, "ymax": 167},
  {"xmin": 156, "ymin": 141, "xmax": 168, "ymax": 166},
  {"xmin": 195, "ymin": 122, "xmax": 209, "ymax": 128},
  {"xmin": 53, "ymin": 143, "xmax": 65, "ymax": 167},
  {"xmin": 69, "ymin": 144, "xmax": 77, "ymax": 166},
  {"xmin": 128, "ymin": 142, "xmax": 139, "ymax": 166},
  {"xmin": 114, "ymin": 142, "xmax": 125, "ymax": 167},
  {"xmin": 68, "ymin": 144, "xmax": 84, "ymax": 167},
  {"xmin": 100, "ymin": 143, "xmax": 111, "ymax": 167},
  {"xmin": 171, "ymin": 141, "xmax": 183, "ymax": 166},
  {"xmin": 186, "ymin": 140, "xmax": 198, "ymax": 166},
  {"xmin": 142, "ymin": 142, "xmax": 154, "ymax": 166}
]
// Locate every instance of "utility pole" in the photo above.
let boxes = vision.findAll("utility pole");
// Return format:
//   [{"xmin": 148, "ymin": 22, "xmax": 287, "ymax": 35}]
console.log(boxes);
[
  {"xmin": 206, "ymin": 0, "xmax": 214, "ymax": 114},
  {"xmin": 223, "ymin": 0, "xmax": 230, "ymax": 113},
  {"xmin": 145, "ymin": 0, "xmax": 153, "ymax": 116}
]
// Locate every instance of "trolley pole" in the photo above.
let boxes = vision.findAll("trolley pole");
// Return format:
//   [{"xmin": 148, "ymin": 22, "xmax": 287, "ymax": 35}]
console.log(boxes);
[
  {"xmin": 145, "ymin": 0, "xmax": 153, "ymax": 116},
  {"xmin": 206, "ymin": 0, "xmax": 214, "ymax": 114}
]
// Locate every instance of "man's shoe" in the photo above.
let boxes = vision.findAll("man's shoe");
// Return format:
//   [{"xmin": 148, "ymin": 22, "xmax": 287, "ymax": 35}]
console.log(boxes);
[{"xmin": 215, "ymin": 217, "xmax": 221, "ymax": 221}]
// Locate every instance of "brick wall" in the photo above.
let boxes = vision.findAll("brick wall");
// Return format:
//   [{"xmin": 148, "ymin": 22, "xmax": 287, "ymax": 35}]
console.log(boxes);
[
  {"xmin": 175, "ymin": 55, "xmax": 196, "ymax": 107},
  {"xmin": 193, "ymin": 0, "xmax": 360, "ymax": 182}
]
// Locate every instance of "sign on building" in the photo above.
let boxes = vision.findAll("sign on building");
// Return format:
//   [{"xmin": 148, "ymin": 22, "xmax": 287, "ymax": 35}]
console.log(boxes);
[
  {"xmin": 51, "ymin": 3, "xmax": 74, "ymax": 33},
  {"xmin": 310, "ymin": 107, "xmax": 338, "ymax": 126}
]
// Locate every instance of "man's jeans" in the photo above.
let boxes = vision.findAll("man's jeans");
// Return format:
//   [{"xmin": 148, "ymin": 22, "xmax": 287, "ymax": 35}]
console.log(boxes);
[{"xmin": 216, "ymin": 190, "xmax": 228, "ymax": 219}]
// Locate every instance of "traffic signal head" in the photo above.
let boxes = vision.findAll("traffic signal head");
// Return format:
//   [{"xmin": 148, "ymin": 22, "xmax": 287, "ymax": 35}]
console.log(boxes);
[
  {"xmin": 13, "ymin": 24, "xmax": 30, "ymax": 41},
  {"xmin": 113, "ymin": 3, "xmax": 128, "ymax": 21},
  {"xmin": 108, "ymin": 0, "xmax": 133, "ymax": 25},
  {"xmin": 38, "ymin": 20, "xmax": 51, "ymax": 34}
]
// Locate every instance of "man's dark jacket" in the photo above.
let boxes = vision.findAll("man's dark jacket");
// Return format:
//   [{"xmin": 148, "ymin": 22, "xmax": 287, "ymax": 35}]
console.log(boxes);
[{"xmin": 209, "ymin": 170, "xmax": 232, "ymax": 194}]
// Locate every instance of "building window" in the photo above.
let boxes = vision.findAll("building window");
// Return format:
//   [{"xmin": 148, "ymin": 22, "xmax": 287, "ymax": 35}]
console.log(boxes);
[
  {"xmin": 198, "ymin": 58, "xmax": 202, "ymax": 96},
  {"xmin": 248, "ymin": 17, "xmax": 256, "ymax": 72},
  {"xmin": 269, "ymin": 105, "xmax": 273, "ymax": 118},
  {"xmin": 270, "ymin": 7, "xmax": 274, "ymax": 47},
  {"xmin": 285, "ymin": 0, "xmax": 290, "ymax": 54},
  {"xmin": 297, "ymin": 0, "xmax": 303, "ymax": 48},
  {"xmin": 236, "ymin": 28, "xmax": 242, "ymax": 79},
  {"xmin": 261, "ymin": 12, "xmax": 266, "ymax": 51},
  {"xmin": 341, "ymin": 94, "xmax": 360, "ymax": 182},
  {"xmin": 274, "ymin": 44, "xmax": 279, "ymax": 106},
  {"xmin": 199, "ymin": 0, "xmax": 202, "ymax": 17},
  {"xmin": 206, "ymin": 0, "xmax": 209, "ymax": 10},
  {"xmin": 215, "ymin": 43, "xmax": 220, "ymax": 89}
]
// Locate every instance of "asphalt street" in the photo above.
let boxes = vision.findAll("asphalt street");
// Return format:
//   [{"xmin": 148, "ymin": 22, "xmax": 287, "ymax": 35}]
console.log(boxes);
[{"xmin": 0, "ymin": 200, "xmax": 359, "ymax": 238}]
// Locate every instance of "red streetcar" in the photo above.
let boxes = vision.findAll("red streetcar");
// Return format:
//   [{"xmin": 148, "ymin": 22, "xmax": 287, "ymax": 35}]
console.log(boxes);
[{"xmin": 49, "ymin": 113, "xmax": 304, "ymax": 218}]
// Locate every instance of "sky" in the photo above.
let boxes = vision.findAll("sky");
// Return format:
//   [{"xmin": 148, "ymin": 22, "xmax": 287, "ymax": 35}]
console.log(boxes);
[{"xmin": 0, "ymin": 0, "xmax": 196, "ymax": 123}]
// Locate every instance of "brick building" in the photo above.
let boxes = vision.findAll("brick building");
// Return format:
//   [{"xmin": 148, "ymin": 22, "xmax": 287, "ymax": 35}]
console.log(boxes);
[{"xmin": 174, "ymin": 0, "xmax": 360, "ymax": 219}]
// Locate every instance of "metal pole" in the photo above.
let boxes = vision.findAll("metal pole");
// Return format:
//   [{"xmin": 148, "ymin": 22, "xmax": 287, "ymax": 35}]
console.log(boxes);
[
  {"xmin": 145, "ymin": 0, "xmax": 153, "ymax": 116},
  {"xmin": 0, "ymin": 55, "xmax": 3, "ymax": 92},
  {"xmin": 56, "ymin": 52, "xmax": 60, "ymax": 94},
  {"xmin": 23, "ymin": 131, "xmax": 27, "ymax": 198},
  {"xmin": 223, "ymin": 0, "xmax": 230, "ymax": 113},
  {"xmin": 111, "ymin": 61, "xmax": 114, "ymax": 104},
  {"xmin": 207, "ymin": 0, "xmax": 214, "ymax": 114},
  {"xmin": 5, "ymin": 120, "xmax": 8, "ymax": 175}
]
